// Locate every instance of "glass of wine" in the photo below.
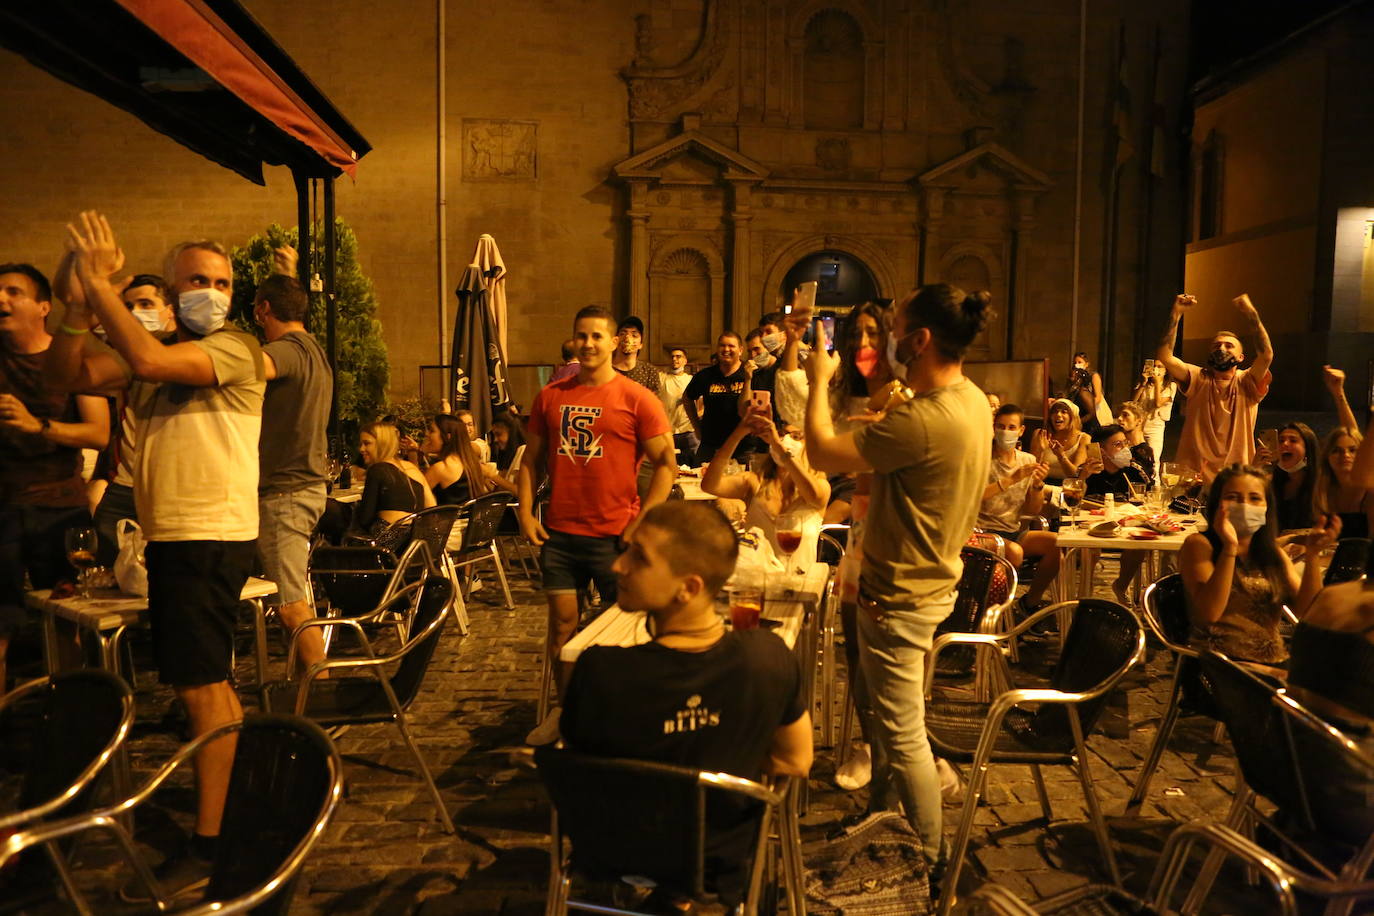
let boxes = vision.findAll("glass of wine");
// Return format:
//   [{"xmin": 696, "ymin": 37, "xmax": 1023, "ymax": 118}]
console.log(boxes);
[
  {"xmin": 1061, "ymin": 478, "xmax": 1086, "ymax": 528},
  {"xmin": 64, "ymin": 526, "xmax": 99, "ymax": 599},
  {"xmin": 775, "ymin": 513, "xmax": 805, "ymax": 585}
]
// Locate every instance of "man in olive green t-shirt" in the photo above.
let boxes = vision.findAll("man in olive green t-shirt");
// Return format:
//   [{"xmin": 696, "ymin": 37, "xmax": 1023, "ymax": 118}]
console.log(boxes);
[{"xmin": 802, "ymin": 285, "xmax": 992, "ymax": 893}]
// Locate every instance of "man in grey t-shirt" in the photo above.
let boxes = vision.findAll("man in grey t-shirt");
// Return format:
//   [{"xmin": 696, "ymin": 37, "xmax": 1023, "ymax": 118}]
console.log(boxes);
[
  {"xmin": 803, "ymin": 284, "xmax": 992, "ymax": 894},
  {"xmin": 254, "ymin": 264, "xmax": 332, "ymax": 675}
]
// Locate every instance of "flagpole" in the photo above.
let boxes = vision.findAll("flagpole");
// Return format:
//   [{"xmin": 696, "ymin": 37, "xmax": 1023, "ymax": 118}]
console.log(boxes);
[{"xmin": 1071, "ymin": 0, "xmax": 1087, "ymax": 360}]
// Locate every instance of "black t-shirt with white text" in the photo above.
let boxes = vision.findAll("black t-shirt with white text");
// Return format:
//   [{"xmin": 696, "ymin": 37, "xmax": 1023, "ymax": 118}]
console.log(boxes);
[
  {"xmin": 684, "ymin": 364, "xmax": 747, "ymax": 452},
  {"xmin": 561, "ymin": 628, "xmax": 805, "ymax": 781}
]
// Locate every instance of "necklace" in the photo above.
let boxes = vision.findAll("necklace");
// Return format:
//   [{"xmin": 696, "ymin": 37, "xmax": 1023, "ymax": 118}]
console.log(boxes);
[{"xmin": 646, "ymin": 615, "xmax": 725, "ymax": 644}]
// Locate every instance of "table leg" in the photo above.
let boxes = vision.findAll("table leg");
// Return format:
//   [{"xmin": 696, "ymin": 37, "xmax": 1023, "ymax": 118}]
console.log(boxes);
[
  {"xmin": 42, "ymin": 610, "xmax": 59, "ymax": 674},
  {"xmin": 251, "ymin": 599, "xmax": 269, "ymax": 702}
]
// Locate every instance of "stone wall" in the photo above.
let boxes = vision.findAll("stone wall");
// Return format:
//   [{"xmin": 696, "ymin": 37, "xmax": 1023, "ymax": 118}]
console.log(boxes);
[{"xmin": 0, "ymin": 0, "xmax": 1191, "ymax": 405}]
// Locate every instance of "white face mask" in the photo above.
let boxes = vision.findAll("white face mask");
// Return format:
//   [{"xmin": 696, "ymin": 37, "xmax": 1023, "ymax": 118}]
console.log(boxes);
[
  {"xmin": 177, "ymin": 288, "xmax": 230, "ymax": 335},
  {"xmin": 886, "ymin": 332, "xmax": 910, "ymax": 379},
  {"xmin": 751, "ymin": 352, "xmax": 775, "ymax": 370},
  {"xmin": 131, "ymin": 308, "xmax": 167, "ymax": 333},
  {"xmin": 1108, "ymin": 447, "xmax": 1133, "ymax": 469},
  {"xmin": 667, "ymin": 365, "xmax": 684, "ymax": 375},
  {"xmin": 1278, "ymin": 456, "xmax": 1306, "ymax": 472},
  {"xmin": 1226, "ymin": 502, "xmax": 1268, "ymax": 539},
  {"xmin": 994, "ymin": 429, "xmax": 1020, "ymax": 449},
  {"xmin": 761, "ymin": 331, "xmax": 784, "ymax": 354}
]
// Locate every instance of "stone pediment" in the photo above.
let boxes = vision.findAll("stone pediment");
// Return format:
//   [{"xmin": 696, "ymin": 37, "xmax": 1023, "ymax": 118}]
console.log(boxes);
[
  {"xmin": 612, "ymin": 130, "xmax": 769, "ymax": 183},
  {"xmin": 917, "ymin": 142, "xmax": 1051, "ymax": 193}
]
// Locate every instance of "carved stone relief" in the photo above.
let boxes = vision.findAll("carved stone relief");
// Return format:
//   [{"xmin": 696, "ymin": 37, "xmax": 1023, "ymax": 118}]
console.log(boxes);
[{"xmin": 462, "ymin": 120, "xmax": 537, "ymax": 182}]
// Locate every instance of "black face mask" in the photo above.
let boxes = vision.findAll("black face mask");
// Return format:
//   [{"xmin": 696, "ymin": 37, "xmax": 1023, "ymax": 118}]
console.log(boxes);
[{"xmin": 1206, "ymin": 350, "xmax": 1238, "ymax": 372}]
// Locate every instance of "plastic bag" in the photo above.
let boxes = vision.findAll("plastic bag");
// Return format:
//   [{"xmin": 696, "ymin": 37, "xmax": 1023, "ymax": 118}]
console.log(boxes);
[{"xmin": 113, "ymin": 518, "xmax": 148, "ymax": 597}]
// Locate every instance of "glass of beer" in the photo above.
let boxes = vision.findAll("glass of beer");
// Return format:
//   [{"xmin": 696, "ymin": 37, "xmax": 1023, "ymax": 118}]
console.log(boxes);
[
  {"xmin": 64, "ymin": 526, "xmax": 99, "ymax": 599},
  {"xmin": 728, "ymin": 585, "xmax": 763, "ymax": 632}
]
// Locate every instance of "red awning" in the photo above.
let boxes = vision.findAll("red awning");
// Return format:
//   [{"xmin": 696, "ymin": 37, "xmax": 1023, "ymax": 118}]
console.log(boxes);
[{"xmin": 113, "ymin": 0, "xmax": 358, "ymax": 177}]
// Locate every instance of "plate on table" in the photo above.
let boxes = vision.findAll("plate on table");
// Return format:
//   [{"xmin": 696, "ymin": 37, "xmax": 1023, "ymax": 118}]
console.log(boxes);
[{"xmin": 1088, "ymin": 520, "xmax": 1120, "ymax": 538}]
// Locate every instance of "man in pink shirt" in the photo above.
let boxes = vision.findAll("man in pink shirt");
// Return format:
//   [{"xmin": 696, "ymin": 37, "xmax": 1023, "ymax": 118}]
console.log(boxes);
[{"xmin": 1155, "ymin": 293, "xmax": 1274, "ymax": 481}]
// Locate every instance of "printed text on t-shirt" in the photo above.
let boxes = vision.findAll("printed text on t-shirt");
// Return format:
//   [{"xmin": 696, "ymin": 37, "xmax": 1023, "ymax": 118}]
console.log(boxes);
[{"xmin": 558, "ymin": 404, "xmax": 604, "ymax": 463}]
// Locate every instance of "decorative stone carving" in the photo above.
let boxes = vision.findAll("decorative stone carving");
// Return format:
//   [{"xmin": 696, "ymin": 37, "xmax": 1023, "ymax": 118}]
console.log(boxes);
[
  {"xmin": 462, "ymin": 120, "xmax": 537, "ymax": 182},
  {"xmin": 623, "ymin": 0, "xmax": 730, "ymax": 121},
  {"xmin": 815, "ymin": 137, "xmax": 851, "ymax": 172}
]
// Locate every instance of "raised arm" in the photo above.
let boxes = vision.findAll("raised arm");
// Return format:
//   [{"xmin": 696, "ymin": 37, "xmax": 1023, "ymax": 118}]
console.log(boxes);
[
  {"xmin": 700, "ymin": 424, "xmax": 759, "ymax": 501},
  {"xmin": 1232, "ymin": 294, "xmax": 1273, "ymax": 380},
  {"xmin": 69, "ymin": 212, "xmax": 217, "ymax": 387},
  {"xmin": 1179, "ymin": 528, "xmax": 1237, "ymax": 626},
  {"xmin": 802, "ymin": 321, "xmax": 871, "ymax": 474},
  {"xmin": 43, "ymin": 248, "xmax": 131, "ymax": 395},
  {"xmin": 1154, "ymin": 295, "xmax": 1194, "ymax": 384},
  {"xmin": 1354, "ymin": 411, "xmax": 1374, "ymax": 490},
  {"xmin": 748, "ymin": 414, "xmax": 829, "ymax": 509},
  {"xmin": 1322, "ymin": 365, "xmax": 1358, "ymax": 432}
]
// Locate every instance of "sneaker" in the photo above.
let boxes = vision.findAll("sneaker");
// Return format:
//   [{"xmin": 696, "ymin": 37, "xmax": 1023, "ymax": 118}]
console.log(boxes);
[
  {"xmin": 834, "ymin": 742, "xmax": 872, "ymax": 790},
  {"xmin": 119, "ymin": 851, "xmax": 213, "ymax": 904},
  {"xmin": 526, "ymin": 707, "xmax": 562, "ymax": 746},
  {"xmin": 936, "ymin": 757, "xmax": 963, "ymax": 803}
]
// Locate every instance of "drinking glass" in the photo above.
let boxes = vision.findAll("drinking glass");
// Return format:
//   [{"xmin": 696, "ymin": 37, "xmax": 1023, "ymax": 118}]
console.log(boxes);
[
  {"xmin": 775, "ymin": 513, "xmax": 804, "ymax": 577},
  {"xmin": 64, "ymin": 527, "xmax": 99, "ymax": 599},
  {"xmin": 1061, "ymin": 477, "xmax": 1086, "ymax": 528},
  {"xmin": 728, "ymin": 585, "xmax": 762, "ymax": 631}
]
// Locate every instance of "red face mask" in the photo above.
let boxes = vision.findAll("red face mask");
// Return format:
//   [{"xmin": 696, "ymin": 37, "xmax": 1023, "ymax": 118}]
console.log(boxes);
[{"xmin": 854, "ymin": 346, "xmax": 881, "ymax": 379}]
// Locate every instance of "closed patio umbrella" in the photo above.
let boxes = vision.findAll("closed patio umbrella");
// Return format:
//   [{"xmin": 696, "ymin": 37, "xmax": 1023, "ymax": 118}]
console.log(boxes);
[{"xmin": 450, "ymin": 257, "xmax": 511, "ymax": 434}]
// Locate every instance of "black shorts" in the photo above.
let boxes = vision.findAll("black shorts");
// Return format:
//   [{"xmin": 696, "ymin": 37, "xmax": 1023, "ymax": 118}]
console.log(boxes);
[
  {"xmin": 540, "ymin": 528, "xmax": 620, "ymax": 606},
  {"xmin": 145, "ymin": 539, "xmax": 257, "ymax": 687}
]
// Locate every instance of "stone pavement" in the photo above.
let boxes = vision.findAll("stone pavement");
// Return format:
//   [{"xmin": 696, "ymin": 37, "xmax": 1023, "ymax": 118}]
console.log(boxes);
[{"xmin": 5, "ymin": 558, "xmax": 1278, "ymax": 914}]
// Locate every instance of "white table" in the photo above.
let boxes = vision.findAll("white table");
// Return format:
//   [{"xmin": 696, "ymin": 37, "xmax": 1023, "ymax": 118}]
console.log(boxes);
[
  {"xmin": 330, "ymin": 489, "xmax": 362, "ymax": 504},
  {"xmin": 29, "ymin": 577, "xmax": 279, "ymax": 693},
  {"xmin": 1055, "ymin": 513, "xmax": 1195, "ymax": 600},
  {"xmin": 674, "ymin": 475, "xmax": 714, "ymax": 501}
]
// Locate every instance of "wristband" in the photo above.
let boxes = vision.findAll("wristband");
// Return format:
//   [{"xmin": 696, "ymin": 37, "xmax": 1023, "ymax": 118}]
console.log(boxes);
[{"xmin": 59, "ymin": 323, "xmax": 90, "ymax": 336}]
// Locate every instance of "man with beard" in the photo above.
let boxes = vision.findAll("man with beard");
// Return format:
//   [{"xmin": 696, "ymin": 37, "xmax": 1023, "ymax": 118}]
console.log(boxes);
[{"xmin": 1155, "ymin": 293, "xmax": 1273, "ymax": 481}]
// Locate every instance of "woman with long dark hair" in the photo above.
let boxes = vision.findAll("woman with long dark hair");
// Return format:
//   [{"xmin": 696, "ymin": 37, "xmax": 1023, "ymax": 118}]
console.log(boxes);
[
  {"xmin": 1314, "ymin": 426, "xmax": 1372, "ymax": 541},
  {"xmin": 1180, "ymin": 464, "xmax": 1338, "ymax": 669},
  {"xmin": 1265, "ymin": 421, "xmax": 1319, "ymax": 532},
  {"xmin": 421, "ymin": 413, "xmax": 511, "ymax": 505}
]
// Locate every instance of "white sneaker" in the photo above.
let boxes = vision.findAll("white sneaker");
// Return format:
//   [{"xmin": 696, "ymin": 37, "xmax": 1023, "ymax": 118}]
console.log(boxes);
[
  {"xmin": 526, "ymin": 707, "xmax": 562, "ymax": 746},
  {"xmin": 936, "ymin": 757, "xmax": 963, "ymax": 803},
  {"xmin": 834, "ymin": 742, "xmax": 872, "ymax": 790}
]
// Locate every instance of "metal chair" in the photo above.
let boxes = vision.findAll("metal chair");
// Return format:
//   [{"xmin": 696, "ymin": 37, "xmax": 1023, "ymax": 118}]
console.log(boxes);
[
  {"xmin": 1187, "ymin": 651, "xmax": 1374, "ymax": 915},
  {"xmin": 964, "ymin": 820, "xmax": 1308, "ymax": 915},
  {"xmin": 534, "ymin": 746, "xmax": 805, "ymax": 916},
  {"xmin": 1, "ymin": 714, "xmax": 342, "ymax": 916},
  {"xmin": 933, "ymin": 545, "xmax": 1019, "ymax": 696},
  {"xmin": 1323, "ymin": 537, "xmax": 1369, "ymax": 585},
  {"xmin": 262, "ymin": 555, "xmax": 459, "ymax": 834},
  {"xmin": 0, "ymin": 670, "xmax": 135, "ymax": 910},
  {"xmin": 815, "ymin": 526, "xmax": 847, "ymax": 748},
  {"xmin": 450, "ymin": 492, "xmax": 516, "ymax": 609},
  {"xmin": 1124, "ymin": 573, "xmax": 1223, "ymax": 813},
  {"xmin": 926, "ymin": 599, "xmax": 1145, "ymax": 914}
]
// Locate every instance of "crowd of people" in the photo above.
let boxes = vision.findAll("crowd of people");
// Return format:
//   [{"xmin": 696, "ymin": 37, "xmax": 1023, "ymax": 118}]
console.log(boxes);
[{"xmin": 3, "ymin": 208, "xmax": 1373, "ymax": 908}]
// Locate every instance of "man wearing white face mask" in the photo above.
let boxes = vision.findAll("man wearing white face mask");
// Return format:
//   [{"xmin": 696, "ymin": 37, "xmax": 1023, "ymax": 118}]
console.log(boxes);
[
  {"xmin": 1082, "ymin": 424, "xmax": 1150, "ymax": 500},
  {"xmin": 47, "ymin": 213, "xmax": 265, "ymax": 902}
]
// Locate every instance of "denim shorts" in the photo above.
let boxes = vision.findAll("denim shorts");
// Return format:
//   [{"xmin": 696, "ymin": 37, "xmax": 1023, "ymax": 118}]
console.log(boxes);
[
  {"xmin": 257, "ymin": 483, "xmax": 327, "ymax": 605},
  {"xmin": 540, "ymin": 528, "xmax": 621, "ymax": 606}
]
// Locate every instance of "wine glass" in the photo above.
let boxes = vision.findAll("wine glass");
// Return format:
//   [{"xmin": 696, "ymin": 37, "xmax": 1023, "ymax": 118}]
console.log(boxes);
[
  {"xmin": 64, "ymin": 526, "xmax": 98, "ymax": 599},
  {"xmin": 1061, "ymin": 478, "xmax": 1086, "ymax": 528}
]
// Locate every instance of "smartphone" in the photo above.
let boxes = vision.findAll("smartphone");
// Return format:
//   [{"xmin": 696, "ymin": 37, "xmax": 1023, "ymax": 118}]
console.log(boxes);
[
  {"xmin": 1258, "ymin": 428, "xmax": 1279, "ymax": 455},
  {"xmin": 1087, "ymin": 442, "xmax": 1103, "ymax": 466},
  {"xmin": 747, "ymin": 389, "xmax": 772, "ymax": 415}
]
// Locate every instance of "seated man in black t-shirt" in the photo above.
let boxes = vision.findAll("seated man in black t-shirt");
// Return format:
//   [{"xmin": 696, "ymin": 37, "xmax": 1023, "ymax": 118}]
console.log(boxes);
[
  {"xmin": 1083, "ymin": 424, "xmax": 1150, "ymax": 499},
  {"xmin": 560, "ymin": 500, "xmax": 813, "ymax": 896}
]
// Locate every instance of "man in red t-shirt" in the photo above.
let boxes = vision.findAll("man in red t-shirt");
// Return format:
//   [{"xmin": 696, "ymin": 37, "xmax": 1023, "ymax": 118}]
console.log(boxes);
[{"xmin": 519, "ymin": 305, "xmax": 676, "ymax": 742}]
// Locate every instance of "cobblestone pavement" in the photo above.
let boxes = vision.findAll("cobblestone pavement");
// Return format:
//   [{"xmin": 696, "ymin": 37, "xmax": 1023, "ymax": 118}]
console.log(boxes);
[{"xmin": 7, "ymin": 558, "xmax": 1279, "ymax": 914}]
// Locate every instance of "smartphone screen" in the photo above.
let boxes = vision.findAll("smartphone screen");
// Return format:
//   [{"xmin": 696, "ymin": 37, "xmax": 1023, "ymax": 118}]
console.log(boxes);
[{"xmin": 821, "ymin": 315, "xmax": 836, "ymax": 352}]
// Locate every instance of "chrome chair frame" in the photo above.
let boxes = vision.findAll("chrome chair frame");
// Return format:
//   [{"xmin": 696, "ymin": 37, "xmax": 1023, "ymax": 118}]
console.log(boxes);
[
  {"xmin": 536, "ymin": 749, "xmax": 805, "ymax": 916},
  {"xmin": 928, "ymin": 600, "xmax": 1146, "ymax": 915},
  {"xmin": 449, "ymin": 492, "xmax": 517, "ymax": 610},
  {"xmin": 275, "ymin": 543, "xmax": 459, "ymax": 833},
  {"xmin": 965, "ymin": 820, "xmax": 1308, "ymax": 915},
  {"xmin": 1185, "ymin": 653, "xmax": 1374, "ymax": 916},
  {"xmin": 0, "ymin": 716, "xmax": 343, "ymax": 916}
]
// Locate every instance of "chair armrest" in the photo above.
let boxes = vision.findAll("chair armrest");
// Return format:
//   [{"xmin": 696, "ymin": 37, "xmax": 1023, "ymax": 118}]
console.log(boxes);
[
  {"xmin": 1, "ymin": 812, "xmax": 162, "ymax": 905},
  {"xmin": 1150, "ymin": 821, "xmax": 1301, "ymax": 915},
  {"xmin": 285, "ymin": 617, "xmax": 379, "ymax": 680}
]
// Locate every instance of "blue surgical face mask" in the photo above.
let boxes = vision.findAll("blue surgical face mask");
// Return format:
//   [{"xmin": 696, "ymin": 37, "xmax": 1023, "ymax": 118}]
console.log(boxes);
[{"xmin": 177, "ymin": 288, "xmax": 230, "ymax": 335}]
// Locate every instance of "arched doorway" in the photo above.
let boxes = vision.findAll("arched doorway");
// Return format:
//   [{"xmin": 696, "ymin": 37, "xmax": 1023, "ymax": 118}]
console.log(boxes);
[{"xmin": 779, "ymin": 250, "xmax": 880, "ymax": 310}]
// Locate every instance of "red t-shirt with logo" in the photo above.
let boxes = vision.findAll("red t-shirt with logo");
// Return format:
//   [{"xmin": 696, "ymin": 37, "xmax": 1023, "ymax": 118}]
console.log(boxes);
[{"xmin": 528, "ymin": 372, "xmax": 671, "ymax": 538}]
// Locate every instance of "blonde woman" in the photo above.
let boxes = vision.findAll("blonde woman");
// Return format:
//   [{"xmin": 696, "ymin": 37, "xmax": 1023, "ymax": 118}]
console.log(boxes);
[
  {"xmin": 1032, "ymin": 398, "xmax": 1090, "ymax": 485},
  {"xmin": 353, "ymin": 421, "xmax": 434, "ymax": 535}
]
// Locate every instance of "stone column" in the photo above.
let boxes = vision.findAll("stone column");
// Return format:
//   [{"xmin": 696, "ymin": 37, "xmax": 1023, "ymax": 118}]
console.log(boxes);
[
  {"xmin": 1010, "ymin": 189, "xmax": 1038, "ymax": 359},
  {"xmin": 728, "ymin": 179, "xmax": 755, "ymax": 329},
  {"xmin": 628, "ymin": 181, "xmax": 650, "ymax": 317},
  {"xmin": 918, "ymin": 186, "xmax": 946, "ymax": 286}
]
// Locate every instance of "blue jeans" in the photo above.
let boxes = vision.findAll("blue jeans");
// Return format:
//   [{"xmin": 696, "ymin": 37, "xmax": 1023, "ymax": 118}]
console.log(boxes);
[
  {"xmin": 93, "ymin": 481, "xmax": 137, "ymax": 567},
  {"xmin": 856, "ymin": 589, "xmax": 955, "ymax": 868},
  {"xmin": 673, "ymin": 431, "xmax": 700, "ymax": 467}
]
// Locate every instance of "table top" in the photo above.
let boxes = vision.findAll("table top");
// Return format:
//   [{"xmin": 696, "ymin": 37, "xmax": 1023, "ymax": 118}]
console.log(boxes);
[
  {"xmin": 1054, "ymin": 512, "xmax": 1198, "ymax": 551},
  {"xmin": 330, "ymin": 490, "xmax": 362, "ymax": 504},
  {"xmin": 560, "ymin": 563, "xmax": 828, "ymax": 662},
  {"xmin": 674, "ymin": 474, "xmax": 714, "ymax": 501},
  {"xmin": 27, "ymin": 577, "xmax": 279, "ymax": 631}
]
